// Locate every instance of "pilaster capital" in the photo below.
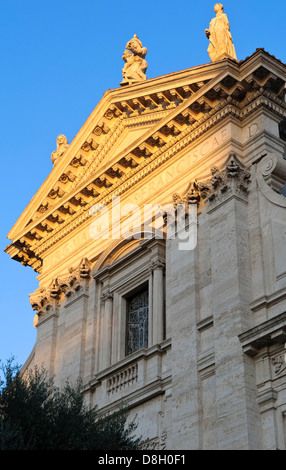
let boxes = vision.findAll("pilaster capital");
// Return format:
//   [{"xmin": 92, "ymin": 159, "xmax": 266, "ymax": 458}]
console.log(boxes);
[
  {"xmin": 29, "ymin": 258, "xmax": 91, "ymax": 315},
  {"xmin": 101, "ymin": 289, "xmax": 114, "ymax": 302},
  {"xmin": 29, "ymin": 283, "xmax": 58, "ymax": 318},
  {"xmin": 197, "ymin": 154, "xmax": 251, "ymax": 209},
  {"xmin": 150, "ymin": 259, "xmax": 165, "ymax": 271}
]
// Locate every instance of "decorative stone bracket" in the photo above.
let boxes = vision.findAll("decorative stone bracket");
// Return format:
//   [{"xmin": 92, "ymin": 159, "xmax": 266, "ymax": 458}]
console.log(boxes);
[
  {"xmin": 238, "ymin": 312, "xmax": 286, "ymax": 357},
  {"xmin": 163, "ymin": 154, "xmax": 251, "ymax": 227},
  {"xmin": 196, "ymin": 154, "xmax": 251, "ymax": 206},
  {"xmin": 30, "ymin": 258, "xmax": 91, "ymax": 318}
]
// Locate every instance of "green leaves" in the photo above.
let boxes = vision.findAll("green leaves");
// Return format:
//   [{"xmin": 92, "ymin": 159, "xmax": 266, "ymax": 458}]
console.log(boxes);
[{"xmin": 0, "ymin": 358, "xmax": 142, "ymax": 450}]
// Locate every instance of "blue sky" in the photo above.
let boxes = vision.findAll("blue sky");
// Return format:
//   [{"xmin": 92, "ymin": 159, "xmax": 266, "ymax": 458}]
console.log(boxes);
[{"xmin": 0, "ymin": 0, "xmax": 285, "ymax": 368}]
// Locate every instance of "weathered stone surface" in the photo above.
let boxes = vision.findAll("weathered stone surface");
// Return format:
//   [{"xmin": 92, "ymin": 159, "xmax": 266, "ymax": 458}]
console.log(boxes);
[{"xmin": 5, "ymin": 47, "xmax": 286, "ymax": 449}]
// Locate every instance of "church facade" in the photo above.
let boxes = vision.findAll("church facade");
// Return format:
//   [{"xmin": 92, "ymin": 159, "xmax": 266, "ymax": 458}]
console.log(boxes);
[{"xmin": 5, "ymin": 40, "xmax": 286, "ymax": 448}]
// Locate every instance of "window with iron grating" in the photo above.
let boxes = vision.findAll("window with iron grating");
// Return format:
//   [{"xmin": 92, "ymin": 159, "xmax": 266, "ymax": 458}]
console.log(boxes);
[{"xmin": 126, "ymin": 288, "xmax": 148, "ymax": 356}]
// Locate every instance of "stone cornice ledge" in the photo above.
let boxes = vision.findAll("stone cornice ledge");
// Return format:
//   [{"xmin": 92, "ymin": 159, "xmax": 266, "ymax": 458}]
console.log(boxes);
[
  {"xmin": 250, "ymin": 287, "xmax": 286, "ymax": 312},
  {"xmin": 90, "ymin": 375, "xmax": 172, "ymax": 418},
  {"xmin": 239, "ymin": 312, "xmax": 286, "ymax": 356},
  {"xmin": 34, "ymin": 94, "xmax": 272, "ymax": 258}
]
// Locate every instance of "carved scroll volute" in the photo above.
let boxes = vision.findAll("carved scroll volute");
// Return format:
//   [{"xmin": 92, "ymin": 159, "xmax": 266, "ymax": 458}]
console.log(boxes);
[{"xmin": 30, "ymin": 288, "xmax": 48, "ymax": 316}]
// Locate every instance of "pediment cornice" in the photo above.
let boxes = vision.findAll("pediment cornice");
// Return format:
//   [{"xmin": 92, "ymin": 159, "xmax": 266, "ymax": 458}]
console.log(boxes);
[{"xmin": 6, "ymin": 50, "xmax": 286, "ymax": 272}]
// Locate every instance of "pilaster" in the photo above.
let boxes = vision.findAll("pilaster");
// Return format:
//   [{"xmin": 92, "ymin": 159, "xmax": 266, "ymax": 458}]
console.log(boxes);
[
  {"xmin": 166, "ymin": 199, "xmax": 201, "ymax": 449},
  {"xmin": 150, "ymin": 259, "xmax": 165, "ymax": 345},
  {"xmin": 202, "ymin": 155, "xmax": 262, "ymax": 449},
  {"xmin": 100, "ymin": 289, "xmax": 114, "ymax": 370}
]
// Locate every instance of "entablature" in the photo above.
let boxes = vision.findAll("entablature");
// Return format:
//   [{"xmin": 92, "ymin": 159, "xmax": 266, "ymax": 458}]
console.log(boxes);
[
  {"xmin": 6, "ymin": 49, "xmax": 286, "ymax": 273},
  {"xmin": 239, "ymin": 311, "xmax": 286, "ymax": 357}
]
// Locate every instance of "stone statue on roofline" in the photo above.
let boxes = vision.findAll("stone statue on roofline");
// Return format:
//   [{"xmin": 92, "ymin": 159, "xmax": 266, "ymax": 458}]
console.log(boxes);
[
  {"xmin": 120, "ymin": 34, "xmax": 148, "ymax": 86},
  {"xmin": 205, "ymin": 3, "xmax": 237, "ymax": 62},
  {"xmin": 51, "ymin": 134, "xmax": 69, "ymax": 165}
]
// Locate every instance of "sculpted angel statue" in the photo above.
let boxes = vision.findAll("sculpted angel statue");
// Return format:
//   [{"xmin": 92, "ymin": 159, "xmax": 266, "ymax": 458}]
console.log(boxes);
[
  {"xmin": 51, "ymin": 134, "xmax": 69, "ymax": 165},
  {"xmin": 205, "ymin": 4, "xmax": 237, "ymax": 62},
  {"xmin": 120, "ymin": 34, "xmax": 148, "ymax": 86}
]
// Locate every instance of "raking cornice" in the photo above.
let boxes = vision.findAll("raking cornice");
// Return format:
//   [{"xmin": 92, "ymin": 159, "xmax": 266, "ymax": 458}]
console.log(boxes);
[{"xmin": 5, "ymin": 50, "xmax": 286, "ymax": 272}]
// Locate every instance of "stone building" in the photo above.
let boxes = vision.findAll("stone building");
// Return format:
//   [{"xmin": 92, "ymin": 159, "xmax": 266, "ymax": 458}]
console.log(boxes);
[{"xmin": 5, "ymin": 28, "xmax": 286, "ymax": 449}]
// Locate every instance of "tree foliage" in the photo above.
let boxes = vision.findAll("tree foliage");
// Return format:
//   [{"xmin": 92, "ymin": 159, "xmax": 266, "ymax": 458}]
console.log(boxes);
[{"xmin": 0, "ymin": 358, "xmax": 142, "ymax": 450}]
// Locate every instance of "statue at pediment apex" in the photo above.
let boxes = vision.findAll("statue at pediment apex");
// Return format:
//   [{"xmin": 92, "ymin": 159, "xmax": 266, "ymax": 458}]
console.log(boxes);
[
  {"xmin": 120, "ymin": 34, "xmax": 148, "ymax": 86},
  {"xmin": 51, "ymin": 134, "xmax": 69, "ymax": 165},
  {"xmin": 205, "ymin": 4, "xmax": 237, "ymax": 62}
]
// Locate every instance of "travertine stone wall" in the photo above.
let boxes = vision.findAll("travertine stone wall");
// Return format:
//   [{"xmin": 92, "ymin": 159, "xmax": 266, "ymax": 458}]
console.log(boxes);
[
  {"xmin": 166, "ymin": 237, "xmax": 201, "ymax": 449},
  {"xmin": 11, "ymin": 50, "xmax": 286, "ymax": 449},
  {"xmin": 208, "ymin": 192, "xmax": 261, "ymax": 449}
]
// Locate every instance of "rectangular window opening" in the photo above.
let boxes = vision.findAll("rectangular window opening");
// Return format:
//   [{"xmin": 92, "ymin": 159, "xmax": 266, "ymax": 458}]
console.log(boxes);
[{"xmin": 125, "ymin": 283, "xmax": 149, "ymax": 356}]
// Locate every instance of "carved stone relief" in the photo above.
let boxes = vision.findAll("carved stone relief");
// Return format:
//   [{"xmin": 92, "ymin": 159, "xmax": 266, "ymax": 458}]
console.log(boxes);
[
  {"xmin": 164, "ymin": 154, "xmax": 251, "ymax": 227},
  {"xmin": 271, "ymin": 353, "xmax": 286, "ymax": 376},
  {"xmin": 30, "ymin": 258, "xmax": 91, "ymax": 318},
  {"xmin": 196, "ymin": 154, "xmax": 251, "ymax": 206}
]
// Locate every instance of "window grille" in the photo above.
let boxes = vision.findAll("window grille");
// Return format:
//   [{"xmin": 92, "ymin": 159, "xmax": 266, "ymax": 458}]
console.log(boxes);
[{"xmin": 126, "ymin": 288, "xmax": 148, "ymax": 355}]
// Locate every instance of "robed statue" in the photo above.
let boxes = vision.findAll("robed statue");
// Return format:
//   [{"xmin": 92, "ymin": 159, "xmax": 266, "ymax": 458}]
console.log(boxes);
[
  {"xmin": 120, "ymin": 34, "xmax": 148, "ymax": 86},
  {"xmin": 51, "ymin": 134, "xmax": 69, "ymax": 165},
  {"xmin": 205, "ymin": 4, "xmax": 237, "ymax": 62}
]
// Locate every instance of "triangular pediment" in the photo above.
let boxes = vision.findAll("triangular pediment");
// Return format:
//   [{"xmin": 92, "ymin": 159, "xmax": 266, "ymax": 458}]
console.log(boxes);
[{"xmin": 6, "ymin": 49, "xmax": 286, "ymax": 272}]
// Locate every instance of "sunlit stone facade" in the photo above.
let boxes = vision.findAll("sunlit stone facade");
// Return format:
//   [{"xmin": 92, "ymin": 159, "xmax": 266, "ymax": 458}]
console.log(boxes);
[{"xmin": 6, "ymin": 48, "xmax": 286, "ymax": 449}]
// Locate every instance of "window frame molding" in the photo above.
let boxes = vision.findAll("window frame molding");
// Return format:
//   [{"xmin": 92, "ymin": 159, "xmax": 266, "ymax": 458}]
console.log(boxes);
[{"xmin": 93, "ymin": 237, "xmax": 165, "ymax": 369}]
